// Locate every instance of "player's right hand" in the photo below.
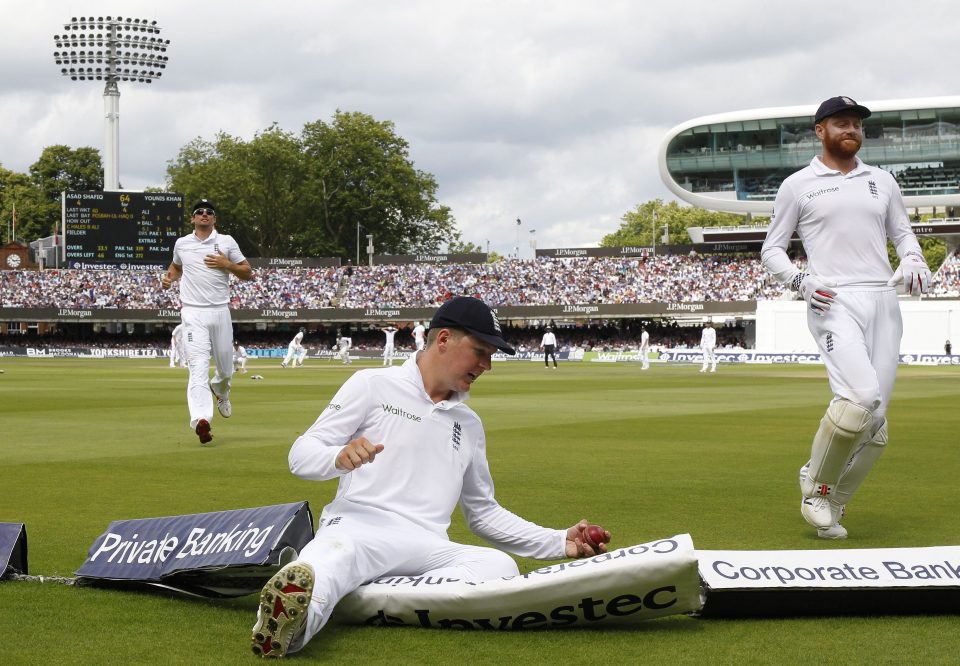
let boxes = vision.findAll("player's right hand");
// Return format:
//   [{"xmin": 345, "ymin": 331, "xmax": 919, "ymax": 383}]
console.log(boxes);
[
  {"xmin": 798, "ymin": 273, "xmax": 837, "ymax": 316},
  {"xmin": 160, "ymin": 274, "xmax": 172, "ymax": 289},
  {"xmin": 335, "ymin": 437, "xmax": 385, "ymax": 472}
]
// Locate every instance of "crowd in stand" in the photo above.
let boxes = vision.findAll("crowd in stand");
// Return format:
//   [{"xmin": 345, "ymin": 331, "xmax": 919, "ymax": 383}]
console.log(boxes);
[
  {"xmin": 2, "ymin": 254, "xmax": 795, "ymax": 309},
  {"xmin": 3, "ymin": 252, "xmax": 958, "ymax": 310},
  {"xmin": 929, "ymin": 249, "xmax": 960, "ymax": 297}
]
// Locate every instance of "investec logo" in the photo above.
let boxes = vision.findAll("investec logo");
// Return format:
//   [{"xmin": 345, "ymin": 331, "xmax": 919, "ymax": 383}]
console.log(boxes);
[
  {"xmin": 365, "ymin": 308, "xmax": 401, "ymax": 317},
  {"xmin": 381, "ymin": 403, "xmax": 422, "ymax": 422},
  {"xmin": 563, "ymin": 305, "xmax": 599, "ymax": 314},
  {"xmin": 260, "ymin": 309, "xmax": 298, "ymax": 318},
  {"xmin": 58, "ymin": 308, "xmax": 92, "ymax": 318}
]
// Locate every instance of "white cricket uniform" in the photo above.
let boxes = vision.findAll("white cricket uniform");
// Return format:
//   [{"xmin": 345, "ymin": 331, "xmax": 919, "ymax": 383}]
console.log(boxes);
[
  {"xmin": 233, "ymin": 345, "xmax": 247, "ymax": 372},
  {"xmin": 338, "ymin": 336, "xmax": 352, "ymax": 364},
  {"xmin": 169, "ymin": 323, "xmax": 185, "ymax": 368},
  {"xmin": 282, "ymin": 331, "xmax": 304, "ymax": 367},
  {"xmin": 382, "ymin": 328, "xmax": 397, "ymax": 365},
  {"xmin": 172, "ymin": 230, "xmax": 245, "ymax": 429},
  {"xmin": 284, "ymin": 354, "xmax": 566, "ymax": 651},
  {"xmin": 412, "ymin": 324, "xmax": 426, "ymax": 351},
  {"xmin": 762, "ymin": 156, "xmax": 922, "ymax": 419},
  {"xmin": 700, "ymin": 326, "xmax": 717, "ymax": 372},
  {"xmin": 640, "ymin": 330, "xmax": 650, "ymax": 370}
]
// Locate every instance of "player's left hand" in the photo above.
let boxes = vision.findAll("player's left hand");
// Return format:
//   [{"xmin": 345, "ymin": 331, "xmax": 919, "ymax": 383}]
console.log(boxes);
[
  {"xmin": 564, "ymin": 519, "xmax": 611, "ymax": 558},
  {"xmin": 887, "ymin": 253, "xmax": 931, "ymax": 296},
  {"xmin": 204, "ymin": 250, "xmax": 230, "ymax": 270}
]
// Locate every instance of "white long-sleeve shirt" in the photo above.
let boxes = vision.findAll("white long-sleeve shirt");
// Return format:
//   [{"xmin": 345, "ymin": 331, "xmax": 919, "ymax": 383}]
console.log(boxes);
[
  {"xmin": 288, "ymin": 355, "xmax": 566, "ymax": 559},
  {"xmin": 762, "ymin": 156, "xmax": 922, "ymax": 288},
  {"xmin": 700, "ymin": 326, "xmax": 716, "ymax": 349},
  {"xmin": 288, "ymin": 331, "xmax": 304, "ymax": 349}
]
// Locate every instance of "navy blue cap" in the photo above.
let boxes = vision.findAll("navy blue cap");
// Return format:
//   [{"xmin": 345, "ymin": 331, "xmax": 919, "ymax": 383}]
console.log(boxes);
[
  {"xmin": 815, "ymin": 96, "xmax": 871, "ymax": 124},
  {"xmin": 192, "ymin": 199, "xmax": 217, "ymax": 215},
  {"xmin": 430, "ymin": 296, "xmax": 515, "ymax": 355}
]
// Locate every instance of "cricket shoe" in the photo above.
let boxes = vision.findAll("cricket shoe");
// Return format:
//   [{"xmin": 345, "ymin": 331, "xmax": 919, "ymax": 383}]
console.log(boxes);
[
  {"xmin": 195, "ymin": 419, "xmax": 213, "ymax": 445},
  {"xmin": 801, "ymin": 495, "xmax": 842, "ymax": 530},
  {"xmin": 209, "ymin": 383, "xmax": 232, "ymax": 418},
  {"xmin": 251, "ymin": 562, "xmax": 315, "ymax": 658},
  {"xmin": 817, "ymin": 504, "xmax": 847, "ymax": 540}
]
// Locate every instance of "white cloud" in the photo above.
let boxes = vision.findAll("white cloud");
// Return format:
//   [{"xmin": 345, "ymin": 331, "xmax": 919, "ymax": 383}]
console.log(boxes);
[{"xmin": 2, "ymin": 0, "xmax": 959, "ymax": 254}]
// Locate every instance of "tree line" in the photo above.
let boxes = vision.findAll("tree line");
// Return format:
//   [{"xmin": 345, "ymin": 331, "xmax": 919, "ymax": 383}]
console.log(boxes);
[{"xmin": 0, "ymin": 109, "xmax": 944, "ymax": 268}]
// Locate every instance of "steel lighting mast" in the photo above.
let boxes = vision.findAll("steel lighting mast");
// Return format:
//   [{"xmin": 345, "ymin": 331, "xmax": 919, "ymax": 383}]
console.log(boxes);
[{"xmin": 53, "ymin": 16, "xmax": 170, "ymax": 191}]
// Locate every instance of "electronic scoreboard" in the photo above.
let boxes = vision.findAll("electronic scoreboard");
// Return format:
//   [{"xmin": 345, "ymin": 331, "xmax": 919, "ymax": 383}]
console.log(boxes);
[{"xmin": 63, "ymin": 191, "xmax": 184, "ymax": 267}]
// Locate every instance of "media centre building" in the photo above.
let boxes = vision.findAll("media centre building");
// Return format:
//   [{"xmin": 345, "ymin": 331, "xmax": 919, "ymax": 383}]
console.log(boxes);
[{"xmin": 658, "ymin": 96, "xmax": 960, "ymax": 253}]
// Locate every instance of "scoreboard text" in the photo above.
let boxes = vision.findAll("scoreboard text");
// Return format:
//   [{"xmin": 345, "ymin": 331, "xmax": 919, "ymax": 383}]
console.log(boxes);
[{"xmin": 64, "ymin": 191, "xmax": 184, "ymax": 267}]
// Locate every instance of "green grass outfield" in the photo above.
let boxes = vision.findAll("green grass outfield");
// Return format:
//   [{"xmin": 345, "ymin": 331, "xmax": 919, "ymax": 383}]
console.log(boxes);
[{"xmin": 1, "ymin": 357, "xmax": 958, "ymax": 664}]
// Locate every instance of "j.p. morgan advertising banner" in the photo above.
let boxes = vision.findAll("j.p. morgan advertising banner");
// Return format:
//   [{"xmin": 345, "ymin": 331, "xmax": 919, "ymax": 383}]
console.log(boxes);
[
  {"xmin": 0, "ymin": 523, "xmax": 28, "ymax": 577},
  {"xmin": 335, "ymin": 534, "xmax": 702, "ymax": 629},
  {"xmin": 76, "ymin": 502, "xmax": 313, "ymax": 597},
  {"xmin": 699, "ymin": 546, "xmax": 960, "ymax": 616}
]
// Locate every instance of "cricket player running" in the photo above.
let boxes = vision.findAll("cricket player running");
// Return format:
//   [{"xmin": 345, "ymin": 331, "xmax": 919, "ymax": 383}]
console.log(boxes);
[
  {"xmin": 251, "ymin": 297, "xmax": 611, "ymax": 658},
  {"xmin": 761, "ymin": 96, "xmax": 931, "ymax": 539},
  {"xmin": 282, "ymin": 328, "xmax": 305, "ymax": 368},
  {"xmin": 161, "ymin": 199, "xmax": 253, "ymax": 445}
]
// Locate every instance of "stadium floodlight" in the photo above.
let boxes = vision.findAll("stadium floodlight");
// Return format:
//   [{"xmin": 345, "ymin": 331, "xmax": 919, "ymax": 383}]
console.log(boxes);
[{"xmin": 52, "ymin": 16, "xmax": 171, "ymax": 191}]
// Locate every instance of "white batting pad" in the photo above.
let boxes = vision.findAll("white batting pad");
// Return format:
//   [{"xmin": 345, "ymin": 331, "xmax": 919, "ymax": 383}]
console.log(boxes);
[{"xmin": 333, "ymin": 534, "xmax": 701, "ymax": 629}]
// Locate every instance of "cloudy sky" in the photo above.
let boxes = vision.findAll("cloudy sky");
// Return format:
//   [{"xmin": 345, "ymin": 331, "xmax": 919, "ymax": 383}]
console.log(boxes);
[{"xmin": 2, "ymin": 1, "xmax": 958, "ymax": 256}]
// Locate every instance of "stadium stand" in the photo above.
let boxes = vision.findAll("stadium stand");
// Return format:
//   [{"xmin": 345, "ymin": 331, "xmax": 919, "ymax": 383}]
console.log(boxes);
[
  {"xmin": 7, "ymin": 252, "xmax": 958, "ymax": 311},
  {"xmin": 929, "ymin": 249, "xmax": 960, "ymax": 297}
]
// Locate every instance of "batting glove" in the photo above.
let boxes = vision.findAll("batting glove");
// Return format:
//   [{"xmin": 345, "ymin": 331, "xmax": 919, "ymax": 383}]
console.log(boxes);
[
  {"xmin": 793, "ymin": 272, "xmax": 837, "ymax": 316},
  {"xmin": 886, "ymin": 252, "xmax": 931, "ymax": 296}
]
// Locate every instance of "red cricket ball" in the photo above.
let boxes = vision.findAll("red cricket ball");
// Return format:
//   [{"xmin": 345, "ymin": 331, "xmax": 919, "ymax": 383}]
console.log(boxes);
[{"xmin": 584, "ymin": 524, "xmax": 607, "ymax": 550}]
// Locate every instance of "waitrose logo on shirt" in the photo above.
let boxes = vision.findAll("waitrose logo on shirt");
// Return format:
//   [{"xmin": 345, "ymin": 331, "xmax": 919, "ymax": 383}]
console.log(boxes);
[{"xmin": 381, "ymin": 403, "xmax": 422, "ymax": 422}]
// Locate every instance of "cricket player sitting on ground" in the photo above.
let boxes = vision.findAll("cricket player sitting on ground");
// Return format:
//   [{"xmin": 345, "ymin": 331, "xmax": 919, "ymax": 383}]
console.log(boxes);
[
  {"xmin": 282, "ymin": 328, "xmax": 305, "ymax": 368},
  {"xmin": 251, "ymin": 296, "xmax": 611, "ymax": 658},
  {"xmin": 761, "ymin": 95, "xmax": 931, "ymax": 539}
]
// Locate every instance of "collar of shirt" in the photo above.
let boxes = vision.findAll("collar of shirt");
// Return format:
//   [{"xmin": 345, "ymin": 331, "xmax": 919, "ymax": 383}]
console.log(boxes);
[
  {"xmin": 191, "ymin": 229, "xmax": 220, "ymax": 244},
  {"xmin": 401, "ymin": 352, "xmax": 469, "ymax": 411},
  {"xmin": 810, "ymin": 155, "xmax": 871, "ymax": 178}
]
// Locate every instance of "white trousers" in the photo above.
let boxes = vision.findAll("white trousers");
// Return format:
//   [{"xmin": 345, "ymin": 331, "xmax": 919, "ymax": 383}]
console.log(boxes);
[
  {"xmin": 383, "ymin": 344, "xmax": 395, "ymax": 364},
  {"xmin": 807, "ymin": 287, "xmax": 902, "ymax": 420},
  {"xmin": 289, "ymin": 500, "xmax": 518, "ymax": 652},
  {"xmin": 180, "ymin": 306, "xmax": 234, "ymax": 429},
  {"xmin": 701, "ymin": 345, "xmax": 716, "ymax": 368},
  {"xmin": 640, "ymin": 346, "xmax": 650, "ymax": 369}
]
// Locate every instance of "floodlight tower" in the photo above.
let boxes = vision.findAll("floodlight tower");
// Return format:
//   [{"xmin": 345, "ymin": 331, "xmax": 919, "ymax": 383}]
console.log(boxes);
[{"xmin": 53, "ymin": 16, "xmax": 170, "ymax": 191}]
